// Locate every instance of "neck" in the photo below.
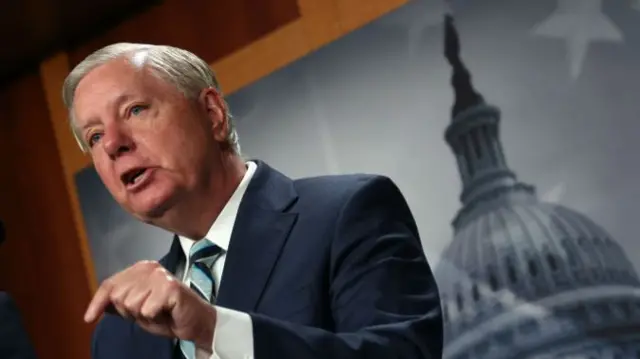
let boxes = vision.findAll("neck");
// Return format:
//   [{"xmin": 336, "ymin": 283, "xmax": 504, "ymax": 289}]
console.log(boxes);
[{"xmin": 153, "ymin": 152, "xmax": 247, "ymax": 239}]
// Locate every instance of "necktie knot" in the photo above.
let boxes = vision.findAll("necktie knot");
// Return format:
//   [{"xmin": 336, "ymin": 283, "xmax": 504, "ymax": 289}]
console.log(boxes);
[{"xmin": 189, "ymin": 239, "xmax": 222, "ymax": 264}]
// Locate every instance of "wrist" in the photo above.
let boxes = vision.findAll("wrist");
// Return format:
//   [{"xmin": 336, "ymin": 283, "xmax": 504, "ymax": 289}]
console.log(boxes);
[{"xmin": 194, "ymin": 305, "xmax": 217, "ymax": 352}]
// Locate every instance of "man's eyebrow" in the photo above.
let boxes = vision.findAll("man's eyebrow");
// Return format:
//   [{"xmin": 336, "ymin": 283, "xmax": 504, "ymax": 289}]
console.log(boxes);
[
  {"xmin": 79, "ymin": 117, "xmax": 102, "ymax": 131},
  {"xmin": 111, "ymin": 93, "xmax": 135, "ymax": 115},
  {"xmin": 78, "ymin": 93, "xmax": 135, "ymax": 131}
]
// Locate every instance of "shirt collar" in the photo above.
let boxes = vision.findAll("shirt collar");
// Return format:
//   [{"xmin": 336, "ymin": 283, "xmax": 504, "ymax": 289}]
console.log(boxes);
[{"xmin": 178, "ymin": 161, "xmax": 257, "ymax": 256}]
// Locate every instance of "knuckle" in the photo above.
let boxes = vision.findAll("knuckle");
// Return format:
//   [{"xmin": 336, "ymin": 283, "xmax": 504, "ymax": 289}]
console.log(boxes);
[
  {"xmin": 153, "ymin": 266, "xmax": 168, "ymax": 276},
  {"xmin": 109, "ymin": 286, "xmax": 129, "ymax": 304},
  {"xmin": 101, "ymin": 278, "xmax": 115, "ymax": 290},
  {"xmin": 140, "ymin": 305, "xmax": 158, "ymax": 319},
  {"xmin": 122, "ymin": 295, "xmax": 137, "ymax": 309},
  {"xmin": 165, "ymin": 278, "xmax": 180, "ymax": 291},
  {"xmin": 110, "ymin": 291, "xmax": 124, "ymax": 305},
  {"xmin": 138, "ymin": 260, "xmax": 156, "ymax": 268},
  {"xmin": 140, "ymin": 304, "xmax": 151, "ymax": 316},
  {"xmin": 134, "ymin": 260, "xmax": 159, "ymax": 271}
]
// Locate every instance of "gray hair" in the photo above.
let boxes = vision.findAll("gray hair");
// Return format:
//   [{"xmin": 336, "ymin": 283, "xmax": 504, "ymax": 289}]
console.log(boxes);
[{"xmin": 62, "ymin": 42, "xmax": 240, "ymax": 154}]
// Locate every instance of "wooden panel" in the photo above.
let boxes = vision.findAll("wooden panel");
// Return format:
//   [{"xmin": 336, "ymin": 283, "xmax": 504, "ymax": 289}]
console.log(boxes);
[
  {"xmin": 41, "ymin": 53, "xmax": 98, "ymax": 293},
  {"xmin": 212, "ymin": 0, "xmax": 409, "ymax": 94},
  {"xmin": 335, "ymin": 0, "xmax": 409, "ymax": 33},
  {"xmin": 0, "ymin": 71, "xmax": 93, "ymax": 359},
  {"xmin": 212, "ymin": 0, "xmax": 344, "ymax": 95},
  {"xmin": 0, "ymin": 0, "xmax": 160, "ymax": 86},
  {"xmin": 67, "ymin": 0, "xmax": 301, "ymax": 67}
]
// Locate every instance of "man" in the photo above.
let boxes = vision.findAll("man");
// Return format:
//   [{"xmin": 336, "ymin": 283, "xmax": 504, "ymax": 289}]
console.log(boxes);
[
  {"xmin": 63, "ymin": 43, "xmax": 442, "ymax": 359},
  {"xmin": 0, "ymin": 292, "xmax": 38, "ymax": 359}
]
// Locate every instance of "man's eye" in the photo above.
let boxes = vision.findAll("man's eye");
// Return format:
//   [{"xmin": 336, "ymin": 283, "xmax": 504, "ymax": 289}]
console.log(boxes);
[
  {"xmin": 130, "ymin": 105, "xmax": 147, "ymax": 116},
  {"xmin": 88, "ymin": 133, "xmax": 103, "ymax": 147}
]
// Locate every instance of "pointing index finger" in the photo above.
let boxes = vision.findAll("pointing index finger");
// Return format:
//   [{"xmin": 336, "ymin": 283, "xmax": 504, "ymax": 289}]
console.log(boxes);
[{"xmin": 84, "ymin": 280, "xmax": 114, "ymax": 323}]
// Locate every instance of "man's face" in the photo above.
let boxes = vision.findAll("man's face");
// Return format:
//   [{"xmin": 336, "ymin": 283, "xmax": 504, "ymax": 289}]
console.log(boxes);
[{"xmin": 72, "ymin": 57, "xmax": 227, "ymax": 222}]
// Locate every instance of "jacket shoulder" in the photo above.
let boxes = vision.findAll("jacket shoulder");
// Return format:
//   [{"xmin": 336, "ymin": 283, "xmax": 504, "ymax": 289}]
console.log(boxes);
[
  {"xmin": 293, "ymin": 173, "xmax": 393, "ymax": 195},
  {"xmin": 293, "ymin": 173, "xmax": 404, "ymax": 205}
]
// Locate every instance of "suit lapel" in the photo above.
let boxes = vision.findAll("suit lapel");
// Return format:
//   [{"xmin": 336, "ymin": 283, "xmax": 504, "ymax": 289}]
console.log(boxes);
[
  {"xmin": 216, "ymin": 161, "xmax": 298, "ymax": 312},
  {"xmin": 159, "ymin": 235, "xmax": 184, "ymax": 275}
]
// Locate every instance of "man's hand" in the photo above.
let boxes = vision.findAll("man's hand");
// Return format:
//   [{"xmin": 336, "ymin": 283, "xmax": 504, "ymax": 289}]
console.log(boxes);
[{"xmin": 84, "ymin": 260, "xmax": 216, "ymax": 351}]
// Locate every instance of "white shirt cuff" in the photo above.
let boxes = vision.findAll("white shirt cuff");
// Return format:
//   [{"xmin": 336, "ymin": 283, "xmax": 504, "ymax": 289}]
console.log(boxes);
[{"xmin": 195, "ymin": 306, "xmax": 255, "ymax": 359}]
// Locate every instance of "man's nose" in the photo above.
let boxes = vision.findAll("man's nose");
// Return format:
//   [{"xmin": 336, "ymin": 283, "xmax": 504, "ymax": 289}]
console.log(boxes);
[{"xmin": 102, "ymin": 126, "xmax": 134, "ymax": 159}]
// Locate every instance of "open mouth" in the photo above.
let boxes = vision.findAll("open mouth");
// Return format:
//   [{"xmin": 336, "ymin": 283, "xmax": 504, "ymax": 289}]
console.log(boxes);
[{"xmin": 121, "ymin": 168, "xmax": 148, "ymax": 186}]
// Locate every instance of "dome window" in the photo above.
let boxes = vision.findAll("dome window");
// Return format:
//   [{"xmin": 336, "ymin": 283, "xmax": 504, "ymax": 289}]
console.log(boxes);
[
  {"xmin": 561, "ymin": 238, "xmax": 578, "ymax": 267},
  {"xmin": 547, "ymin": 253, "xmax": 558, "ymax": 271},
  {"xmin": 528, "ymin": 259, "xmax": 538, "ymax": 277},
  {"xmin": 456, "ymin": 292, "xmax": 464, "ymax": 312},
  {"xmin": 487, "ymin": 267, "xmax": 499, "ymax": 291},
  {"xmin": 506, "ymin": 257, "xmax": 517, "ymax": 283},
  {"xmin": 467, "ymin": 132, "xmax": 482, "ymax": 159},
  {"xmin": 472, "ymin": 284, "xmax": 480, "ymax": 302}
]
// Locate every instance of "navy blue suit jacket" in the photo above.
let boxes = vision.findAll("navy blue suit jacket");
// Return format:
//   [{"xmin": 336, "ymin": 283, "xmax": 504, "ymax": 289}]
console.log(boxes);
[
  {"xmin": 93, "ymin": 161, "xmax": 442, "ymax": 359},
  {"xmin": 0, "ymin": 292, "xmax": 38, "ymax": 359}
]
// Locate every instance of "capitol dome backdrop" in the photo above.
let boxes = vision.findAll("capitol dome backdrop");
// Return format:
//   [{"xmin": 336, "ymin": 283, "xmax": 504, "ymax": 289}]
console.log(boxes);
[{"xmin": 73, "ymin": 0, "xmax": 640, "ymax": 358}]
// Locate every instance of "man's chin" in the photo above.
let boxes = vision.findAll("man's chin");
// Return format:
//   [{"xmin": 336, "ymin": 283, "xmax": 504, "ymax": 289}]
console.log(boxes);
[{"xmin": 129, "ymin": 195, "xmax": 176, "ymax": 222}]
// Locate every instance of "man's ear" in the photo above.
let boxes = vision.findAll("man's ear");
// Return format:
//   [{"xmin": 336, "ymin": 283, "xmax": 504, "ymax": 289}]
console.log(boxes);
[{"xmin": 199, "ymin": 87, "xmax": 229, "ymax": 143}]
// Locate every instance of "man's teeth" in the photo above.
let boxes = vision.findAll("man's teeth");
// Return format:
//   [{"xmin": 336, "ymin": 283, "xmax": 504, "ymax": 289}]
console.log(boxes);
[{"xmin": 130, "ymin": 170, "xmax": 145, "ymax": 184}]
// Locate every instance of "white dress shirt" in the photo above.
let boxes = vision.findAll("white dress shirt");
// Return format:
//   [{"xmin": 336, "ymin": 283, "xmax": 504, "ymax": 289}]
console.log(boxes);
[{"xmin": 177, "ymin": 161, "xmax": 257, "ymax": 359}]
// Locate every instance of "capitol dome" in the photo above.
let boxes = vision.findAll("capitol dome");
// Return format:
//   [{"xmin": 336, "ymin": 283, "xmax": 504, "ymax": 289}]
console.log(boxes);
[{"xmin": 436, "ymin": 15, "xmax": 640, "ymax": 359}]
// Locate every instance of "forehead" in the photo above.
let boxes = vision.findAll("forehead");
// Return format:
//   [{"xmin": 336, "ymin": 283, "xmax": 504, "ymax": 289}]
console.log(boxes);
[{"xmin": 72, "ymin": 58, "xmax": 176, "ymax": 121}]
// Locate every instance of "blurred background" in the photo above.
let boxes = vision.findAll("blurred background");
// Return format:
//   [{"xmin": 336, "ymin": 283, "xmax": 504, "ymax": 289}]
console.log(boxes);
[{"xmin": 2, "ymin": 0, "xmax": 640, "ymax": 358}]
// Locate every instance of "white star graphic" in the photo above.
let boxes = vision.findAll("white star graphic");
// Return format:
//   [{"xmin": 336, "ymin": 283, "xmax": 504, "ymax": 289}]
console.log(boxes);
[{"xmin": 530, "ymin": 0, "xmax": 623, "ymax": 80}]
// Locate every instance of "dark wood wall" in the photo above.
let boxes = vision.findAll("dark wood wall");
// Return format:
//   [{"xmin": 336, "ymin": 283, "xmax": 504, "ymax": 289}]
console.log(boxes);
[
  {"xmin": 0, "ymin": 0, "xmax": 408, "ymax": 358},
  {"xmin": 0, "ymin": 72, "xmax": 93, "ymax": 359},
  {"xmin": 67, "ymin": 0, "xmax": 300, "ymax": 68}
]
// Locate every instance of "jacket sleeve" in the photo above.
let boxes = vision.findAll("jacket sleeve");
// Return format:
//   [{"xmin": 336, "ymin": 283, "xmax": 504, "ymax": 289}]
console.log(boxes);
[
  {"xmin": 0, "ymin": 293, "xmax": 38, "ymax": 359},
  {"xmin": 250, "ymin": 175, "xmax": 443, "ymax": 359}
]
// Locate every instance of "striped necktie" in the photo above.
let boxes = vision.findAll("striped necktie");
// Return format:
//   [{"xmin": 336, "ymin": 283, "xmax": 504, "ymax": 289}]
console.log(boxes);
[{"xmin": 178, "ymin": 239, "xmax": 223, "ymax": 359}]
